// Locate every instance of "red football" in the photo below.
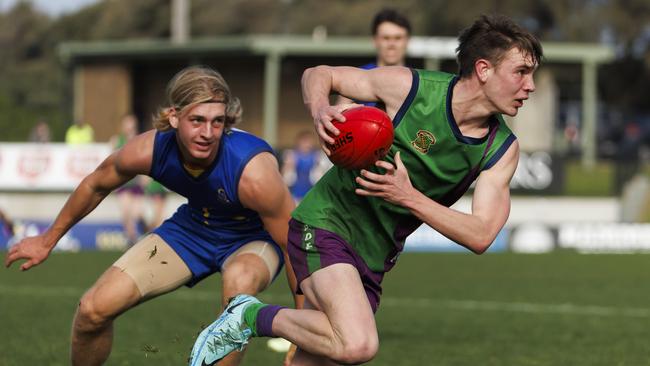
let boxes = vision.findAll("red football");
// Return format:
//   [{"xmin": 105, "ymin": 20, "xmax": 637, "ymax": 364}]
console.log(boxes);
[{"xmin": 326, "ymin": 106, "xmax": 394, "ymax": 170}]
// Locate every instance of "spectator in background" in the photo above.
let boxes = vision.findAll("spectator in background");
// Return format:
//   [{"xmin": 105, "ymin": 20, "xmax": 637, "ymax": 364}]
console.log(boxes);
[
  {"xmin": 110, "ymin": 114, "xmax": 144, "ymax": 245},
  {"xmin": 281, "ymin": 130, "xmax": 321, "ymax": 203},
  {"xmin": 616, "ymin": 121, "xmax": 644, "ymax": 193},
  {"xmin": 337, "ymin": 8, "xmax": 412, "ymax": 106},
  {"xmin": 142, "ymin": 176, "xmax": 168, "ymax": 232},
  {"xmin": 28, "ymin": 119, "xmax": 51, "ymax": 143},
  {"xmin": 65, "ymin": 119, "xmax": 94, "ymax": 144}
]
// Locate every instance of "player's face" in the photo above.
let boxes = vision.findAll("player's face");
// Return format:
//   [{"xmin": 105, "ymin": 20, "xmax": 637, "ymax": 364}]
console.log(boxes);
[
  {"xmin": 172, "ymin": 102, "xmax": 226, "ymax": 165},
  {"xmin": 374, "ymin": 22, "xmax": 409, "ymax": 67},
  {"xmin": 484, "ymin": 47, "xmax": 537, "ymax": 117}
]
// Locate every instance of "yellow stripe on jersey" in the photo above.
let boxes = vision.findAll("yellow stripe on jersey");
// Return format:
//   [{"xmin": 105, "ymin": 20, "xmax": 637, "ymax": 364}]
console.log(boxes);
[{"xmin": 183, "ymin": 163, "xmax": 205, "ymax": 178}]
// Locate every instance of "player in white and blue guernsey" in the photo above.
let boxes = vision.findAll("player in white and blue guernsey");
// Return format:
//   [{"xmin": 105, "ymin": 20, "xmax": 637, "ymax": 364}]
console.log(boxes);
[{"xmin": 5, "ymin": 66, "xmax": 299, "ymax": 366}]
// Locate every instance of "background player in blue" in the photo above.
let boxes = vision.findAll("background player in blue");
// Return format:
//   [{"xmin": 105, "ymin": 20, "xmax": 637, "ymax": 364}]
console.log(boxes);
[
  {"xmin": 281, "ymin": 130, "xmax": 321, "ymax": 202},
  {"xmin": 4, "ymin": 66, "xmax": 299, "ymax": 366},
  {"xmin": 337, "ymin": 8, "xmax": 411, "ymax": 107}
]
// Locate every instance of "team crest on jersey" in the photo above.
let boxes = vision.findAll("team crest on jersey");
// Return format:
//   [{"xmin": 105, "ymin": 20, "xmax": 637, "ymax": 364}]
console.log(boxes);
[
  {"xmin": 217, "ymin": 188, "xmax": 230, "ymax": 203},
  {"xmin": 411, "ymin": 130, "xmax": 436, "ymax": 154}
]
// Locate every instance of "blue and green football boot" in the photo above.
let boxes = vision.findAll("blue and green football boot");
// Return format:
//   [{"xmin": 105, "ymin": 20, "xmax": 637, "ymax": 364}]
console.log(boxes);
[{"xmin": 189, "ymin": 294, "xmax": 260, "ymax": 366}]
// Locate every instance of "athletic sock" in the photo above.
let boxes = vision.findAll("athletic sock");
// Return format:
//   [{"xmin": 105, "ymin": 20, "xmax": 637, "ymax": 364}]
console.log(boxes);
[{"xmin": 243, "ymin": 303, "xmax": 286, "ymax": 337}]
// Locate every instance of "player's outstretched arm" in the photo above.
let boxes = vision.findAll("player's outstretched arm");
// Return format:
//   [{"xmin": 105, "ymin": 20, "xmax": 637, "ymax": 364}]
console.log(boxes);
[
  {"xmin": 4, "ymin": 131, "xmax": 155, "ymax": 270},
  {"xmin": 301, "ymin": 65, "xmax": 411, "ymax": 149},
  {"xmin": 238, "ymin": 152, "xmax": 302, "ymax": 301},
  {"xmin": 356, "ymin": 142, "xmax": 519, "ymax": 254}
]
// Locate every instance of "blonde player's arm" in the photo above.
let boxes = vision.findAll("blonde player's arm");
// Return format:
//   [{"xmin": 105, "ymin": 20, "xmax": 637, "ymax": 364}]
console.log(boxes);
[
  {"xmin": 4, "ymin": 130, "xmax": 155, "ymax": 270},
  {"xmin": 355, "ymin": 141, "xmax": 519, "ymax": 254},
  {"xmin": 238, "ymin": 152, "xmax": 303, "ymax": 306}
]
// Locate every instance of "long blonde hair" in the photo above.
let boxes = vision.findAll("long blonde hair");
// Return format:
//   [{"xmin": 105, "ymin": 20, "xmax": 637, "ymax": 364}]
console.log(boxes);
[{"xmin": 153, "ymin": 66, "xmax": 242, "ymax": 131}]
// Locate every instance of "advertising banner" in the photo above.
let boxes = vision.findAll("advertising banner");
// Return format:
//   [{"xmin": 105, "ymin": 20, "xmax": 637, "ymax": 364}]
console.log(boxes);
[
  {"xmin": 404, "ymin": 225, "xmax": 509, "ymax": 253},
  {"xmin": 0, "ymin": 143, "xmax": 111, "ymax": 191},
  {"xmin": 1, "ymin": 219, "xmax": 131, "ymax": 252}
]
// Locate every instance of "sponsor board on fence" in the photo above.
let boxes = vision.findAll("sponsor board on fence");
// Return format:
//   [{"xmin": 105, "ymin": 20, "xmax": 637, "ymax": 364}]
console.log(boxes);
[
  {"xmin": 558, "ymin": 223, "xmax": 650, "ymax": 253},
  {"xmin": 0, "ymin": 143, "xmax": 111, "ymax": 190},
  {"xmin": 404, "ymin": 225, "xmax": 509, "ymax": 253},
  {"xmin": 1, "ymin": 219, "xmax": 132, "ymax": 251}
]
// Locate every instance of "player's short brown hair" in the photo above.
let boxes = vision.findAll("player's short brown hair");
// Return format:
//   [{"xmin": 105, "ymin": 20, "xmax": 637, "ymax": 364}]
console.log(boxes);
[
  {"xmin": 371, "ymin": 8, "xmax": 411, "ymax": 36},
  {"xmin": 456, "ymin": 14, "xmax": 543, "ymax": 79}
]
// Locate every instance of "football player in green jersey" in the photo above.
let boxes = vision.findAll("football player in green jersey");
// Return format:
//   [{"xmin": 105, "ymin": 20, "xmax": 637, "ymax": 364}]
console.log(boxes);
[{"xmin": 189, "ymin": 14, "xmax": 542, "ymax": 365}]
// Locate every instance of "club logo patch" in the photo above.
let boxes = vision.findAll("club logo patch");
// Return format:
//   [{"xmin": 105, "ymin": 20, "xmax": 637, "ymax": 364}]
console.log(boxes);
[
  {"xmin": 411, "ymin": 130, "xmax": 436, "ymax": 154},
  {"xmin": 217, "ymin": 188, "xmax": 230, "ymax": 203}
]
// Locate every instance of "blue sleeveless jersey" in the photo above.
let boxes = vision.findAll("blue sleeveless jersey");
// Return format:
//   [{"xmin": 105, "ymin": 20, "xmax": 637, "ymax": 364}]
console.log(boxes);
[{"xmin": 150, "ymin": 128, "xmax": 283, "ymax": 286}]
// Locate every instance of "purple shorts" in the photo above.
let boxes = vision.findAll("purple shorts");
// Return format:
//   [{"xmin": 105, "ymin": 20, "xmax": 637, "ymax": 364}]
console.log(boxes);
[
  {"xmin": 287, "ymin": 218, "xmax": 384, "ymax": 313},
  {"xmin": 116, "ymin": 184, "xmax": 144, "ymax": 195}
]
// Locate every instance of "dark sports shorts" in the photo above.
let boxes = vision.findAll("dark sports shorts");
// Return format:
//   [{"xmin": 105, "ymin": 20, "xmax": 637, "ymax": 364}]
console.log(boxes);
[{"xmin": 287, "ymin": 218, "xmax": 384, "ymax": 313}]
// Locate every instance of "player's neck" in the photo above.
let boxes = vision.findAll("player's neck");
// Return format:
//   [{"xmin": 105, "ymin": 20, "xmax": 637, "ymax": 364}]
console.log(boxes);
[
  {"xmin": 448, "ymin": 79, "xmax": 495, "ymax": 139},
  {"xmin": 178, "ymin": 142, "xmax": 220, "ymax": 171},
  {"xmin": 451, "ymin": 78, "xmax": 494, "ymax": 130},
  {"xmin": 376, "ymin": 59, "xmax": 405, "ymax": 67}
]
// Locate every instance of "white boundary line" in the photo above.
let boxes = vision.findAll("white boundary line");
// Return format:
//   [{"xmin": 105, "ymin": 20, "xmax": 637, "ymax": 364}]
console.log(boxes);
[{"xmin": 2, "ymin": 284, "xmax": 649, "ymax": 318}]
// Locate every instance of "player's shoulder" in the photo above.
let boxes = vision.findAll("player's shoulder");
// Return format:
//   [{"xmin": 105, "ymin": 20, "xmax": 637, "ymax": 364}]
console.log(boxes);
[
  {"xmin": 225, "ymin": 128, "xmax": 269, "ymax": 146},
  {"xmin": 115, "ymin": 130, "xmax": 156, "ymax": 174},
  {"xmin": 414, "ymin": 69, "xmax": 456, "ymax": 83},
  {"xmin": 226, "ymin": 130, "xmax": 272, "ymax": 158},
  {"xmin": 238, "ymin": 152, "xmax": 283, "ymax": 204},
  {"xmin": 492, "ymin": 115, "xmax": 517, "ymax": 142}
]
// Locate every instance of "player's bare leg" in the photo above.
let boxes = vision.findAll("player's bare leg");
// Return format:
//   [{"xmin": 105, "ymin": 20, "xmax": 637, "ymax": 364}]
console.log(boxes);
[
  {"xmin": 220, "ymin": 263, "xmax": 372, "ymax": 364},
  {"xmin": 218, "ymin": 241, "xmax": 279, "ymax": 366},
  {"xmin": 70, "ymin": 235, "xmax": 191, "ymax": 366},
  {"xmin": 189, "ymin": 262, "xmax": 377, "ymax": 365},
  {"xmin": 287, "ymin": 300, "xmax": 339, "ymax": 366},
  {"xmin": 70, "ymin": 267, "xmax": 141, "ymax": 366},
  {"xmin": 273, "ymin": 263, "xmax": 379, "ymax": 365}
]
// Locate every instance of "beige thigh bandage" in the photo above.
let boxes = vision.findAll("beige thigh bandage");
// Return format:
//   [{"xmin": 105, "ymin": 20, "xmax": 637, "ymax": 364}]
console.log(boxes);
[
  {"xmin": 222, "ymin": 240, "xmax": 281, "ymax": 288},
  {"xmin": 113, "ymin": 234, "xmax": 192, "ymax": 300}
]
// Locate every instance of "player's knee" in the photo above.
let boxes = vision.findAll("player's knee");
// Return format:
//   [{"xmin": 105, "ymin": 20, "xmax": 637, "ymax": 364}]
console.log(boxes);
[
  {"xmin": 75, "ymin": 292, "xmax": 117, "ymax": 331},
  {"xmin": 334, "ymin": 335, "xmax": 379, "ymax": 364},
  {"xmin": 223, "ymin": 258, "xmax": 268, "ymax": 295}
]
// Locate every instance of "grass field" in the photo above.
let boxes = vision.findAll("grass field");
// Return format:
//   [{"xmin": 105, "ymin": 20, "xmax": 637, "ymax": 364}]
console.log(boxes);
[{"xmin": 2, "ymin": 250, "xmax": 650, "ymax": 365}]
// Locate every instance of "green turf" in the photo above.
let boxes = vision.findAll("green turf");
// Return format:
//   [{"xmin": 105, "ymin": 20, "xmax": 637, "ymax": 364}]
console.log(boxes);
[{"xmin": 2, "ymin": 251, "xmax": 650, "ymax": 365}]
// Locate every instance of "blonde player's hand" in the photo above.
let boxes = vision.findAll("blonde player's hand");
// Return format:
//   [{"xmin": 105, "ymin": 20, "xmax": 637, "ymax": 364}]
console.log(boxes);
[
  {"xmin": 4, "ymin": 235, "xmax": 53, "ymax": 271},
  {"xmin": 313, "ymin": 103, "xmax": 362, "ymax": 155},
  {"xmin": 354, "ymin": 151, "xmax": 416, "ymax": 206}
]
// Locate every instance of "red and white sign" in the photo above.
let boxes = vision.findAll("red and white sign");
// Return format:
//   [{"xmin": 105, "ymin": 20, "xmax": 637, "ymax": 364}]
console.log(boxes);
[{"xmin": 0, "ymin": 143, "xmax": 111, "ymax": 190}]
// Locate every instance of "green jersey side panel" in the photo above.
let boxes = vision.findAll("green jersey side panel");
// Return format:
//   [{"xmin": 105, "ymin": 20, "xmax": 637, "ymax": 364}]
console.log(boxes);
[{"xmin": 293, "ymin": 69, "xmax": 516, "ymax": 271}]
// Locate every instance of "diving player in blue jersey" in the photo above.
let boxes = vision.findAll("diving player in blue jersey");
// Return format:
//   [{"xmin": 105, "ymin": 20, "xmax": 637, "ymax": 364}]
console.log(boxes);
[{"xmin": 5, "ymin": 66, "xmax": 299, "ymax": 366}]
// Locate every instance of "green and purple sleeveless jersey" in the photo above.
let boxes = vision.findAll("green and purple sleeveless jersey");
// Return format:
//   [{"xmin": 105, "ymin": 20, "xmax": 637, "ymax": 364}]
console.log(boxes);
[{"xmin": 292, "ymin": 69, "xmax": 516, "ymax": 272}]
